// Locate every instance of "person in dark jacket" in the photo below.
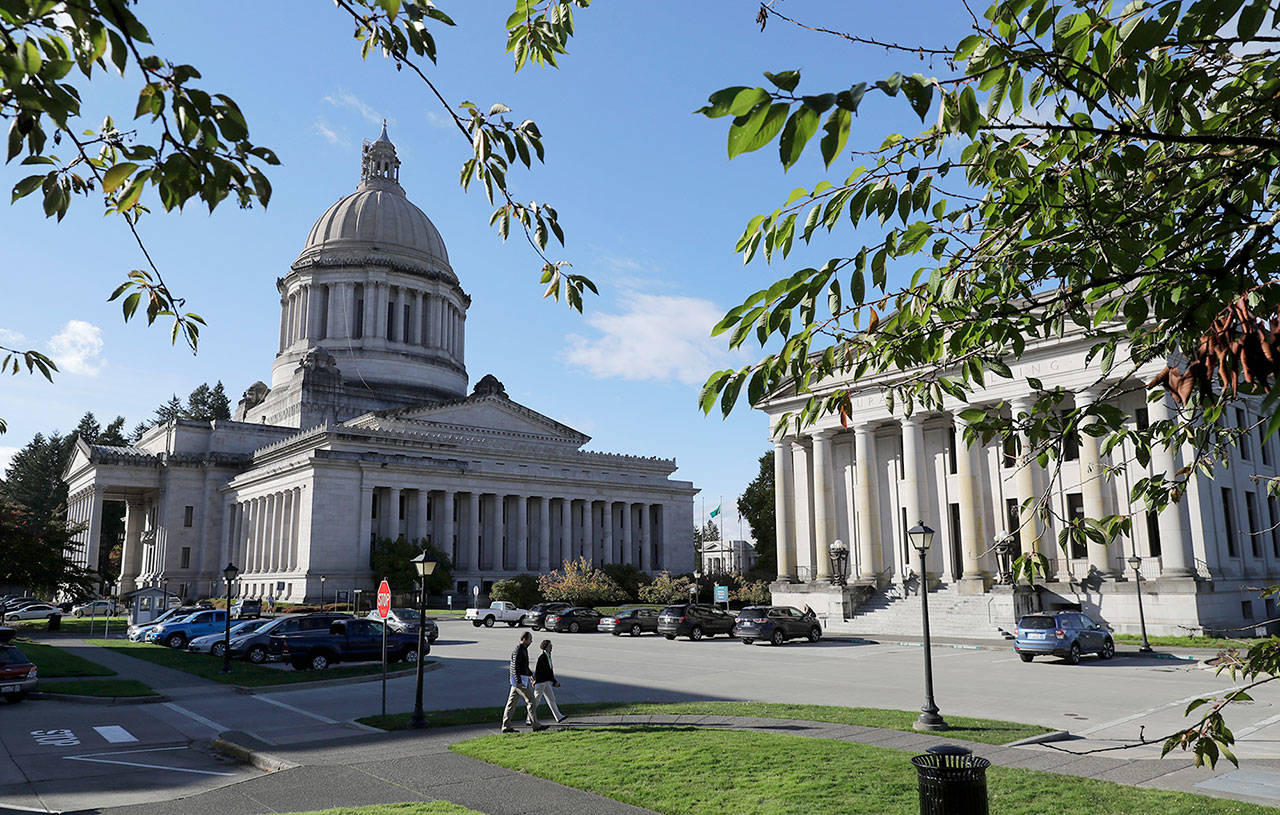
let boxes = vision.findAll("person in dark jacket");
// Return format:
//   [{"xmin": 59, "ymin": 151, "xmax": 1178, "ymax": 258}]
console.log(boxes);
[
  {"xmin": 533, "ymin": 639, "xmax": 566, "ymax": 723},
  {"xmin": 501, "ymin": 631, "xmax": 542, "ymax": 732}
]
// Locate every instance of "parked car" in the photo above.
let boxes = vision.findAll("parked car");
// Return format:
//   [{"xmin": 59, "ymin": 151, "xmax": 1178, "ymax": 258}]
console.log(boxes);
[
  {"xmin": 145, "ymin": 609, "xmax": 229, "ymax": 648},
  {"xmin": 3, "ymin": 603, "xmax": 60, "ymax": 622},
  {"xmin": 234, "ymin": 613, "xmax": 351, "ymax": 663},
  {"xmin": 272, "ymin": 617, "xmax": 423, "ymax": 671},
  {"xmin": 231, "ymin": 599, "xmax": 262, "ymax": 619},
  {"xmin": 72, "ymin": 600, "xmax": 117, "ymax": 618},
  {"xmin": 465, "ymin": 601, "xmax": 528, "ymax": 628},
  {"xmin": 546, "ymin": 607, "xmax": 604, "ymax": 633},
  {"xmin": 601, "ymin": 607, "xmax": 660, "ymax": 636},
  {"xmin": 1014, "ymin": 611, "xmax": 1115, "ymax": 664},
  {"xmin": 523, "ymin": 602, "xmax": 573, "ymax": 630},
  {"xmin": 657, "ymin": 604, "xmax": 736, "ymax": 640},
  {"xmin": 733, "ymin": 606, "xmax": 822, "ymax": 646},
  {"xmin": 187, "ymin": 619, "xmax": 270, "ymax": 656},
  {"xmin": 365, "ymin": 608, "xmax": 438, "ymax": 642},
  {"xmin": 0, "ymin": 629, "xmax": 37, "ymax": 703},
  {"xmin": 126, "ymin": 606, "xmax": 200, "ymax": 641}
]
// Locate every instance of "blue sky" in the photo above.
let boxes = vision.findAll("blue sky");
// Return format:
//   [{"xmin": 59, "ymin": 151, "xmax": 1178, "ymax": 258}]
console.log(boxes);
[{"xmin": 0, "ymin": 2, "xmax": 973, "ymax": 540}]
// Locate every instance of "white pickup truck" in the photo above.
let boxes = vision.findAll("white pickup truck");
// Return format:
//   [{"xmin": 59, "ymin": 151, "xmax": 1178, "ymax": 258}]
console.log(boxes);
[{"xmin": 465, "ymin": 601, "xmax": 528, "ymax": 628}]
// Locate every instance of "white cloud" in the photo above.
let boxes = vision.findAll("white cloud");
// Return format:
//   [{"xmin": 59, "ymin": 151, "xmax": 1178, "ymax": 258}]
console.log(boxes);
[
  {"xmin": 563, "ymin": 291, "xmax": 743, "ymax": 386},
  {"xmin": 311, "ymin": 117, "xmax": 350, "ymax": 148},
  {"xmin": 425, "ymin": 110, "xmax": 453, "ymax": 131},
  {"xmin": 47, "ymin": 320, "xmax": 105, "ymax": 377},
  {"xmin": 323, "ymin": 89, "xmax": 388, "ymax": 127},
  {"xmin": 0, "ymin": 328, "xmax": 27, "ymax": 346},
  {"xmin": 0, "ymin": 446, "xmax": 17, "ymax": 475}
]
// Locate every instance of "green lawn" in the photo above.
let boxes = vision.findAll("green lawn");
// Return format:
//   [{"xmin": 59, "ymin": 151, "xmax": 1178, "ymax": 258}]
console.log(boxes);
[
  {"xmin": 17, "ymin": 640, "xmax": 116, "ymax": 677},
  {"xmin": 89, "ymin": 639, "xmax": 416, "ymax": 687},
  {"xmin": 1114, "ymin": 633, "xmax": 1255, "ymax": 650},
  {"xmin": 11, "ymin": 616, "xmax": 128, "ymax": 636},
  {"xmin": 281, "ymin": 804, "xmax": 482, "ymax": 815},
  {"xmin": 453, "ymin": 727, "xmax": 1268, "ymax": 815},
  {"xmin": 360, "ymin": 700, "xmax": 1049, "ymax": 745},
  {"xmin": 38, "ymin": 679, "xmax": 157, "ymax": 697}
]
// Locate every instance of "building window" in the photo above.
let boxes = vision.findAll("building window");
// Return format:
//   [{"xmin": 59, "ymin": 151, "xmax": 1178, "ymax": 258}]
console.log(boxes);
[
  {"xmin": 1243, "ymin": 599, "xmax": 1255, "ymax": 620},
  {"xmin": 1238, "ymin": 409, "xmax": 1251, "ymax": 460},
  {"xmin": 1006, "ymin": 498, "xmax": 1021, "ymax": 551},
  {"xmin": 948, "ymin": 502, "xmax": 962, "ymax": 580},
  {"xmin": 183, "ymin": 506, "xmax": 194, "ymax": 527},
  {"xmin": 1223, "ymin": 488, "xmax": 1239, "ymax": 557},
  {"xmin": 1002, "ymin": 436, "xmax": 1018, "ymax": 469},
  {"xmin": 1066, "ymin": 493, "xmax": 1086, "ymax": 558},
  {"xmin": 386, "ymin": 299, "xmax": 396, "ymax": 340},
  {"xmin": 403, "ymin": 303, "xmax": 411, "ymax": 343},
  {"xmin": 947, "ymin": 427, "xmax": 958, "ymax": 475},
  {"xmin": 180, "ymin": 547, "xmax": 191, "ymax": 569},
  {"xmin": 1247, "ymin": 492, "xmax": 1262, "ymax": 557},
  {"xmin": 1060, "ymin": 411, "xmax": 1079, "ymax": 461},
  {"xmin": 457, "ymin": 580, "xmax": 469, "ymax": 597},
  {"xmin": 1261, "ymin": 424, "xmax": 1272, "ymax": 467},
  {"xmin": 1135, "ymin": 407, "xmax": 1149, "ymax": 431},
  {"xmin": 398, "ymin": 493, "xmax": 406, "ymax": 521},
  {"xmin": 1270, "ymin": 497, "xmax": 1280, "ymax": 558},
  {"xmin": 1145, "ymin": 511, "xmax": 1162, "ymax": 557},
  {"xmin": 354, "ymin": 286, "xmax": 365, "ymax": 338},
  {"xmin": 371, "ymin": 493, "xmax": 378, "ymax": 519}
]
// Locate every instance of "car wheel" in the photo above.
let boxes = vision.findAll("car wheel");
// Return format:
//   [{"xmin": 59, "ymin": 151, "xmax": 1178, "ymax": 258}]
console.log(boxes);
[
  {"xmin": 166, "ymin": 633, "xmax": 187, "ymax": 649},
  {"xmin": 569, "ymin": 622, "xmax": 580, "ymax": 633},
  {"xmin": 1099, "ymin": 638, "xmax": 1115, "ymax": 660},
  {"xmin": 74, "ymin": 610, "xmax": 84, "ymax": 618},
  {"xmin": 771, "ymin": 630, "xmax": 786, "ymax": 646},
  {"xmin": 403, "ymin": 648, "xmax": 419, "ymax": 664},
  {"xmin": 808, "ymin": 627, "xmax": 821, "ymax": 643},
  {"xmin": 291, "ymin": 658, "xmax": 309, "ymax": 671},
  {"xmin": 690, "ymin": 626, "xmax": 703, "ymax": 641},
  {"xmin": 1019, "ymin": 653, "xmax": 1034, "ymax": 663},
  {"xmin": 428, "ymin": 634, "xmax": 438, "ymax": 643},
  {"xmin": 507, "ymin": 620, "xmax": 518, "ymax": 627},
  {"xmin": 664, "ymin": 634, "xmax": 676, "ymax": 640},
  {"xmin": 4, "ymin": 692, "xmax": 27, "ymax": 703},
  {"xmin": 741, "ymin": 638, "xmax": 754, "ymax": 645},
  {"xmin": 247, "ymin": 646, "xmax": 267, "ymax": 664},
  {"xmin": 483, "ymin": 616, "xmax": 495, "ymax": 628},
  {"xmin": 472, "ymin": 620, "xmax": 482, "ymax": 628},
  {"xmin": 310, "ymin": 653, "xmax": 330, "ymax": 671},
  {"xmin": 1066, "ymin": 643, "xmax": 1081, "ymax": 665},
  {"xmin": 211, "ymin": 642, "xmax": 226, "ymax": 658},
  {"xmin": 531, "ymin": 625, "xmax": 541, "ymax": 631},
  {"xmin": 611, "ymin": 630, "xmax": 621, "ymax": 636},
  {"xmin": 630, "ymin": 624, "xmax": 642, "ymax": 637}
]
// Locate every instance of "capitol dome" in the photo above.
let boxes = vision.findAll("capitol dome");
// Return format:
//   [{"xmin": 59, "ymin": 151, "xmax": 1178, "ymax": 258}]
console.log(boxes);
[{"xmin": 295, "ymin": 123, "xmax": 453, "ymax": 278}]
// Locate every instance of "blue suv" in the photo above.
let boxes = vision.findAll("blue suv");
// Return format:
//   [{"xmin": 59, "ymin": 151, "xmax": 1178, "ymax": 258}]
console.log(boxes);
[
  {"xmin": 1015, "ymin": 611, "xmax": 1115, "ymax": 664},
  {"xmin": 147, "ymin": 609, "xmax": 228, "ymax": 649}
]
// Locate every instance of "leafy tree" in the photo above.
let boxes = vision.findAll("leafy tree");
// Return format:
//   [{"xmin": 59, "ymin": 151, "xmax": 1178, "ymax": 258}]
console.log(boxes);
[
  {"xmin": 732, "ymin": 579, "xmax": 772, "ymax": 606},
  {"xmin": 638, "ymin": 571, "xmax": 695, "ymax": 605},
  {"xmin": 370, "ymin": 536, "xmax": 453, "ymax": 595},
  {"xmin": 696, "ymin": 0, "xmax": 1280, "ymax": 768},
  {"xmin": 152, "ymin": 395, "xmax": 184, "ymax": 425},
  {"xmin": 601, "ymin": 563, "xmax": 651, "ymax": 601},
  {"xmin": 1, "ymin": 432, "xmax": 67, "ymax": 525},
  {"xmin": 537, "ymin": 557, "xmax": 627, "ymax": 606},
  {"xmin": 490, "ymin": 574, "xmax": 542, "ymax": 609},
  {"xmin": 184, "ymin": 381, "xmax": 230, "ymax": 421},
  {"xmin": 738, "ymin": 449, "xmax": 777, "ymax": 579},
  {"xmin": 0, "ymin": 499, "xmax": 95, "ymax": 598}
]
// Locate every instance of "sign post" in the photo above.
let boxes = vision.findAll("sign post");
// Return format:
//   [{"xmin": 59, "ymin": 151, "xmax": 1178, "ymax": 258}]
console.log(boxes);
[
  {"xmin": 714, "ymin": 584, "xmax": 729, "ymax": 609},
  {"xmin": 377, "ymin": 579, "xmax": 391, "ymax": 718}
]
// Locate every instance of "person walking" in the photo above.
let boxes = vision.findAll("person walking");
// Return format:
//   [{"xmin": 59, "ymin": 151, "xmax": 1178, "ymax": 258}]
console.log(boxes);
[
  {"xmin": 501, "ymin": 631, "xmax": 543, "ymax": 733},
  {"xmin": 533, "ymin": 639, "xmax": 566, "ymax": 723}
]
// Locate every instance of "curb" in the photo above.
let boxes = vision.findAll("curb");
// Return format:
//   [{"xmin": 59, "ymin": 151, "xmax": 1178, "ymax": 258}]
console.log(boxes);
[
  {"xmin": 29, "ymin": 691, "xmax": 170, "ymax": 705},
  {"xmin": 211, "ymin": 733, "xmax": 298, "ymax": 773},
  {"xmin": 231, "ymin": 662, "xmax": 435, "ymax": 695},
  {"xmin": 1003, "ymin": 729, "xmax": 1073, "ymax": 747}
]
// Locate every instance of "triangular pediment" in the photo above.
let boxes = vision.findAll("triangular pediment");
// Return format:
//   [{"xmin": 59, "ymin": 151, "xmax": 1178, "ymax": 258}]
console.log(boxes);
[{"xmin": 351, "ymin": 394, "xmax": 590, "ymax": 446}]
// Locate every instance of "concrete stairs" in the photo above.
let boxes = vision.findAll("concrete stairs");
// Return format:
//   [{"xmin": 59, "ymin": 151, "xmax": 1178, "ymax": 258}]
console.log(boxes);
[{"xmin": 825, "ymin": 583, "xmax": 1015, "ymax": 641}]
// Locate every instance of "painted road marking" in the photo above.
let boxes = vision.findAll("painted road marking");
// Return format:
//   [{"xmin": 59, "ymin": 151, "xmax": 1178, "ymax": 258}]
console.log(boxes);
[
  {"xmin": 1079, "ymin": 684, "xmax": 1250, "ymax": 736},
  {"xmin": 65, "ymin": 746, "xmax": 235, "ymax": 777},
  {"xmin": 30, "ymin": 729, "xmax": 78, "ymax": 746},
  {"xmin": 161, "ymin": 702, "xmax": 228, "ymax": 733},
  {"xmin": 1233, "ymin": 712, "xmax": 1280, "ymax": 739},
  {"xmin": 92, "ymin": 725, "xmax": 137, "ymax": 744},
  {"xmin": 254, "ymin": 694, "xmax": 338, "ymax": 724}
]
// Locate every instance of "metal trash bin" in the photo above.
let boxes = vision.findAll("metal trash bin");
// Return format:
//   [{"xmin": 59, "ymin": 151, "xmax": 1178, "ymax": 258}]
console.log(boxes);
[
  {"xmin": 47, "ymin": 613, "xmax": 62, "ymax": 632},
  {"xmin": 910, "ymin": 745, "xmax": 989, "ymax": 815}
]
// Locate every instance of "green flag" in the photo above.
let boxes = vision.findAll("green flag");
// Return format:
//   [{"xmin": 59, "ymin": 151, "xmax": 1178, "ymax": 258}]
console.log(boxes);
[{"xmin": 709, "ymin": 503, "xmax": 721, "ymax": 519}]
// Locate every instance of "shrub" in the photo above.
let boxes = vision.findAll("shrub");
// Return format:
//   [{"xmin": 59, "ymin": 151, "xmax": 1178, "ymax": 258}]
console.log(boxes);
[
  {"xmin": 638, "ymin": 571, "xmax": 695, "ymax": 605},
  {"xmin": 490, "ymin": 574, "xmax": 542, "ymax": 609},
  {"xmin": 538, "ymin": 558, "xmax": 628, "ymax": 606},
  {"xmin": 602, "ymin": 563, "xmax": 652, "ymax": 601},
  {"xmin": 733, "ymin": 580, "xmax": 772, "ymax": 606}
]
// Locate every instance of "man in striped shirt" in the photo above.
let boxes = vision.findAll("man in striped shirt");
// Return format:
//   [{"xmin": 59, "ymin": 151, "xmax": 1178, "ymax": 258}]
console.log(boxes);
[{"xmin": 501, "ymin": 631, "xmax": 543, "ymax": 732}]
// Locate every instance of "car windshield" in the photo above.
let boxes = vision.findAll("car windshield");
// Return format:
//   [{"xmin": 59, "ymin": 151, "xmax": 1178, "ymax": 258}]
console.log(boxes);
[
  {"xmin": 1019, "ymin": 616, "xmax": 1056, "ymax": 629},
  {"xmin": 660, "ymin": 606, "xmax": 685, "ymax": 615},
  {"xmin": 231, "ymin": 620, "xmax": 265, "ymax": 634},
  {"xmin": 392, "ymin": 609, "xmax": 420, "ymax": 620},
  {"xmin": 0, "ymin": 646, "xmax": 29, "ymax": 665},
  {"xmin": 737, "ymin": 608, "xmax": 768, "ymax": 619}
]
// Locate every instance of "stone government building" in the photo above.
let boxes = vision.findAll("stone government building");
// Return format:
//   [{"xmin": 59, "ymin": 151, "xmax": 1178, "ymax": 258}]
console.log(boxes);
[
  {"xmin": 762, "ymin": 330, "xmax": 1280, "ymax": 638},
  {"xmin": 63, "ymin": 127, "xmax": 697, "ymax": 603}
]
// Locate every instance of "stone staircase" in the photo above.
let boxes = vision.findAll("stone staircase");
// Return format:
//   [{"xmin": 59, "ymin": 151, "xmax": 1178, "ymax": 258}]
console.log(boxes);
[{"xmin": 824, "ymin": 582, "xmax": 1015, "ymax": 641}]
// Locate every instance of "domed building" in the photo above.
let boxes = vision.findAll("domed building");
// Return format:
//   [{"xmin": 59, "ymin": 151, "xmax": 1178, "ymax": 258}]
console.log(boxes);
[{"xmin": 63, "ymin": 129, "xmax": 697, "ymax": 603}]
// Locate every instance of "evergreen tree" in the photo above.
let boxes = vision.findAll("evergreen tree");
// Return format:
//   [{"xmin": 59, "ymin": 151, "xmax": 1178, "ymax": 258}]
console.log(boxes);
[
  {"xmin": 153, "ymin": 395, "xmax": 184, "ymax": 424},
  {"xmin": 99, "ymin": 416, "xmax": 129, "ymax": 447},
  {"xmin": 0, "ymin": 500, "xmax": 95, "ymax": 598},
  {"xmin": 1, "ymin": 432, "xmax": 68, "ymax": 525},
  {"xmin": 737, "ymin": 450, "xmax": 776, "ymax": 579}
]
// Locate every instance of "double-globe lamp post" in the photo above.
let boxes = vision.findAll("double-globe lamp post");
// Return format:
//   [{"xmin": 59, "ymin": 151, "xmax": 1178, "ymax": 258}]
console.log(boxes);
[
  {"xmin": 320, "ymin": 575, "xmax": 327, "ymax": 609},
  {"xmin": 1127, "ymin": 554, "xmax": 1154, "ymax": 653},
  {"xmin": 409, "ymin": 552, "xmax": 437, "ymax": 729},
  {"xmin": 220, "ymin": 563, "xmax": 240, "ymax": 674},
  {"xmin": 908, "ymin": 521, "xmax": 948, "ymax": 732},
  {"xmin": 828, "ymin": 539, "xmax": 850, "ymax": 587}
]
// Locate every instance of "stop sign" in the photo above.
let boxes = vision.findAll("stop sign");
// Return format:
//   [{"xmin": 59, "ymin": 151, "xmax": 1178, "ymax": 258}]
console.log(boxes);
[{"xmin": 376, "ymin": 579, "xmax": 391, "ymax": 619}]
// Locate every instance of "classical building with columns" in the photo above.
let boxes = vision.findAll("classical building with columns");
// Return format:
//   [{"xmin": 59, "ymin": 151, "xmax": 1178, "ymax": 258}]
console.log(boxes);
[
  {"xmin": 761, "ymin": 331, "xmax": 1280, "ymax": 637},
  {"xmin": 62, "ymin": 127, "xmax": 697, "ymax": 603}
]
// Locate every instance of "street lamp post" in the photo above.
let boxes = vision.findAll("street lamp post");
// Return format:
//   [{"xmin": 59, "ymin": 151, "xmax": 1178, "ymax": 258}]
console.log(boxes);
[
  {"xmin": 1127, "ymin": 554, "xmax": 1153, "ymax": 653},
  {"xmin": 220, "ymin": 563, "xmax": 239, "ymax": 674},
  {"xmin": 908, "ymin": 521, "xmax": 948, "ymax": 732},
  {"xmin": 409, "ymin": 552, "xmax": 437, "ymax": 729},
  {"xmin": 828, "ymin": 539, "xmax": 850, "ymax": 587},
  {"xmin": 320, "ymin": 575, "xmax": 327, "ymax": 609}
]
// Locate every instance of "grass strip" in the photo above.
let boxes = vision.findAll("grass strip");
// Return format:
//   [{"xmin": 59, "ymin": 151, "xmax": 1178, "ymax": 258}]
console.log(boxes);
[
  {"xmin": 454, "ymin": 727, "xmax": 1264, "ymax": 815},
  {"xmin": 280, "ymin": 804, "xmax": 482, "ymax": 815},
  {"xmin": 1113, "ymin": 633, "xmax": 1252, "ymax": 650},
  {"xmin": 38, "ymin": 679, "xmax": 157, "ymax": 698},
  {"xmin": 89, "ymin": 639, "xmax": 410, "ymax": 687},
  {"xmin": 17, "ymin": 640, "xmax": 116, "ymax": 677},
  {"xmin": 11, "ymin": 616, "xmax": 128, "ymax": 636},
  {"xmin": 360, "ymin": 700, "xmax": 1049, "ymax": 745}
]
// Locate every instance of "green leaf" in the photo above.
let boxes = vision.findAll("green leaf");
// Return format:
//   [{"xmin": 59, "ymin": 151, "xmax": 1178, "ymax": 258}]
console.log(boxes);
[
  {"xmin": 102, "ymin": 162, "xmax": 138, "ymax": 194},
  {"xmin": 819, "ymin": 108, "xmax": 851, "ymax": 169},
  {"xmin": 763, "ymin": 70, "xmax": 801, "ymax": 92},
  {"xmin": 779, "ymin": 106, "xmax": 820, "ymax": 170},
  {"xmin": 697, "ymin": 87, "xmax": 770, "ymax": 119},
  {"xmin": 728, "ymin": 103, "xmax": 789, "ymax": 159}
]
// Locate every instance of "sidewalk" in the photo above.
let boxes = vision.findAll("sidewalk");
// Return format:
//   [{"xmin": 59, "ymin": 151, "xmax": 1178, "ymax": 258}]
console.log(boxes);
[
  {"xmin": 54, "ymin": 638, "xmax": 228, "ymax": 699},
  {"xmin": 96, "ymin": 713, "xmax": 1280, "ymax": 814}
]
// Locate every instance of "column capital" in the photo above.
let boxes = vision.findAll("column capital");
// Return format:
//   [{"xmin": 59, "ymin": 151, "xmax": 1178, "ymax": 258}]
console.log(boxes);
[
  {"xmin": 1008, "ymin": 394, "xmax": 1037, "ymax": 414},
  {"xmin": 1075, "ymin": 384, "xmax": 1107, "ymax": 407},
  {"xmin": 899, "ymin": 413, "xmax": 925, "ymax": 429},
  {"xmin": 810, "ymin": 428, "xmax": 837, "ymax": 442}
]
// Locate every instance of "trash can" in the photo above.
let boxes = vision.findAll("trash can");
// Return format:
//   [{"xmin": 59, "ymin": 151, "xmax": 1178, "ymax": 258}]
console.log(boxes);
[
  {"xmin": 47, "ymin": 613, "xmax": 62, "ymax": 632},
  {"xmin": 910, "ymin": 745, "xmax": 989, "ymax": 815}
]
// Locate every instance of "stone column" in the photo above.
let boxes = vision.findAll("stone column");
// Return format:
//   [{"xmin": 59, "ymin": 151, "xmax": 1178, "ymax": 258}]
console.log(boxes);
[
  {"xmin": 953, "ymin": 415, "xmax": 989, "ymax": 592},
  {"xmin": 458, "ymin": 311, "xmax": 466, "ymax": 362},
  {"xmin": 639, "ymin": 504, "xmax": 652, "ymax": 572},
  {"xmin": 899, "ymin": 415, "xmax": 928, "ymax": 580},
  {"xmin": 290, "ymin": 487, "xmax": 302, "ymax": 571},
  {"xmin": 601, "ymin": 502, "xmax": 614, "ymax": 565},
  {"xmin": 441, "ymin": 489, "xmax": 456, "ymax": 564},
  {"xmin": 1148, "ymin": 395, "xmax": 1195, "ymax": 577},
  {"xmin": 538, "ymin": 497, "xmax": 551, "ymax": 572},
  {"xmin": 790, "ymin": 439, "xmax": 814, "ymax": 579},
  {"xmin": 466, "ymin": 492, "xmax": 481, "ymax": 572},
  {"xmin": 772, "ymin": 439, "xmax": 797, "ymax": 581},
  {"xmin": 278, "ymin": 296, "xmax": 288, "ymax": 353},
  {"xmin": 267, "ymin": 493, "xmax": 280, "ymax": 573},
  {"xmin": 119, "ymin": 499, "xmax": 146, "ymax": 594},
  {"xmin": 509, "ymin": 495, "xmax": 525, "ymax": 572},
  {"xmin": 357, "ymin": 485, "xmax": 374, "ymax": 574},
  {"xmin": 84, "ymin": 485, "xmax": 104, "ymax": 575},
  {"xmin": 1010, "ymin": 395, "xmax": 1047, "ymax": 575},
  {"xmin": 852, "ymin": 425, "xmax": 880, "ymax": 581},
  {"xmin": 622, "ymin": 503, "xmax": 634, "ymax": 566},
  {"xmin": 582, "ymin": 500, "xmax": 594, "ymax": 565},
  {"xmin": 811, "ymin": 430, "xmax": 836, "ymax": 581},
  {"xmin": 1076, "ymin": 388, "xmax": 1118, "ymax": 577},
  {"xmin": 415, "ymin": 489, "xmax": 431, "ymax": 546},
  {"xmin": 557, "ymin": 499, "xmax": 571, "ymax": 568}
]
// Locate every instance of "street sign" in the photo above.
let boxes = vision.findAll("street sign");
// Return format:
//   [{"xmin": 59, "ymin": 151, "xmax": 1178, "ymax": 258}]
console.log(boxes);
[
  {"xmin": 713, "ymin": 584, "xmax": 728, "ymax": 603},
  {"xmin": 376, "ymin": 579, "xmax": 391, "ymax": 619}
]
